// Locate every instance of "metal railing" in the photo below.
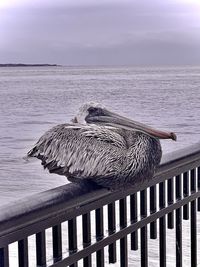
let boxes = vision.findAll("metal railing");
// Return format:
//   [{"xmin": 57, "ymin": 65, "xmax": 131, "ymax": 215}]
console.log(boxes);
[{"xmin": 0, "ymin": 143, "xmax": 200, "ymax": 267}]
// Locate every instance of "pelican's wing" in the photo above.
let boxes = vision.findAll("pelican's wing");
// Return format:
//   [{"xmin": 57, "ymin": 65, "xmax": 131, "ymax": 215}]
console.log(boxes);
[{"xmin": 27, "ymin": 123, "xmax": 127, "ymax": 180}]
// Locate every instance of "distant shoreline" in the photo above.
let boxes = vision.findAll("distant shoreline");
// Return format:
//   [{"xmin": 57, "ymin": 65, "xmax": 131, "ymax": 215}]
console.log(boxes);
[{"xmin": 0, "ymin": 63, "xmax": 61, "ymax": 67}]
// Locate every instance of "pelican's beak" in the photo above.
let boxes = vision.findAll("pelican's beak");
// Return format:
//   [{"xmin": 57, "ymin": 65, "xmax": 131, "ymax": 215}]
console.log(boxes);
[{"xmin": 86, "ymin": 109, "xmax": 177, "ymax": 141}]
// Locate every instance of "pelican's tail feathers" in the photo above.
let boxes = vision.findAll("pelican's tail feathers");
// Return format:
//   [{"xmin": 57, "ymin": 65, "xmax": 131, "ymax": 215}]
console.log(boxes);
[{"xmin": 27, "ymin": 146, "xmax": 44, "ymax": 159}]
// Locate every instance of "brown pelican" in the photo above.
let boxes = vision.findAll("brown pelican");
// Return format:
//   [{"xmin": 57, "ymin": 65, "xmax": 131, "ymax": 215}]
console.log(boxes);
[{"xmin": 27, "ymin": 103, "xmax": 176, "ymax": 189}]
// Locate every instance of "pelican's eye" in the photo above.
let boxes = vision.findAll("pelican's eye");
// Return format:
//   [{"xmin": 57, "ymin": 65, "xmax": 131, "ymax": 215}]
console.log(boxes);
[
  {"xmin": 88, "ymin": 107, "xmax": 98, "ymax": 112},
  {"xmin": 85, "ymin": 107, "xmax": 105, "ymax": 123},
  {"xmin": 88, "ymin": 107, "xmax": 101, "ymax": 115}
]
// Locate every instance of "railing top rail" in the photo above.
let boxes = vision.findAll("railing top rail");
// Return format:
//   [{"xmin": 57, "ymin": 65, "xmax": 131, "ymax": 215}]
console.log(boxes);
[{"xmin": 0, "ymin": 142, "xmax": 200, "ymax": 245}]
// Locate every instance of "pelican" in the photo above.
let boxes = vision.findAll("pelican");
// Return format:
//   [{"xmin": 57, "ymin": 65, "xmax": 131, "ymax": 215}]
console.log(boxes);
[{"xmin": 27, "ymin": 103, "xmax": 176, "ymax": 189}]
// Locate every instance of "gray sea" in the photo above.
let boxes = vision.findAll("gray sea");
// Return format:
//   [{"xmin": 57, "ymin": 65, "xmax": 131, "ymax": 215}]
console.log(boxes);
[{"xmin": 0, "ymin": 66, "xmax": 200, "ymax": 266}]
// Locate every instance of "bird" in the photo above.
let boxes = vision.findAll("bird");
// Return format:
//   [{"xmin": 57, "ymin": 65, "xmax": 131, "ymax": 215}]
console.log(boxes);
[{"xmin": 27, "ymin": 102, "xmax": 176, "ymax": 190}]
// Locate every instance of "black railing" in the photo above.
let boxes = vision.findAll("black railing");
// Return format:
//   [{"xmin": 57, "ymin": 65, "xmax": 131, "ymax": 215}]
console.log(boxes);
[{"xmin": 0, "ymin": 143, "xmax": 200, "ymax": 267}]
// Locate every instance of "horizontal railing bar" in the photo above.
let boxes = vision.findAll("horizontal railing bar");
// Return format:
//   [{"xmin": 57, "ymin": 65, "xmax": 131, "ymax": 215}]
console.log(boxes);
[
  {"xmin": 49, "ymin": 190, "xmax": 200, "ymax": 267},
  {"xmin": 0, "ymin": 143, "xmax": 200, "ymax": 246}
]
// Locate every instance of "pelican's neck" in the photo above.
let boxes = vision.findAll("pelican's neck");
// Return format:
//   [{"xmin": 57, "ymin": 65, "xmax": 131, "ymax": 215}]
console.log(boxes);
[{"xmin": 124, "ymin": 132, "xmax": 162, "ymax": 178}]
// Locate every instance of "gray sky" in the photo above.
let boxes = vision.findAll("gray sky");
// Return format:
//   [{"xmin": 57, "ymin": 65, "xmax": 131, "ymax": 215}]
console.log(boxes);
[{"xmin": 1, "ymin": 0, "xmax": 200, "ymax": 65}]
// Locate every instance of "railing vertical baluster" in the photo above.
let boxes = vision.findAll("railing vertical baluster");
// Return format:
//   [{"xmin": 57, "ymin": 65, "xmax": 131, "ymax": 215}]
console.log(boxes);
[
  {"xmin": 96, "ymin": 207, "xmax": 104, "ymax": 267},
  {"xmin": 150, "ymin": 186, "xmax": 157, "ymax": 239},
  {"xmin": 198, "ymin": 167, "xmax": 200, "ymax": 211},
  {"xmin": 108, "ymin": 203, "xmax": 116, "ymax": 263},
  {"xmin": 82, "ymin": 213, "xmax": 92, "ymax": 267},
  {"xmin": 190, "ymin": 169, "xmax": 197, "ymax": 267},
  {"xmin": 36, "ymin": 231, "xmax": 46, "ymax": 267},
  {"xmin": 167, "ymin": 178, "xmax": 174, "ymax": 229},
  {"xmin": 120, "ymin": 198, "xmax": 128, "ymax": 267},
  {"xmin": 68, "ymin": 218, "xmax": 77, "ymax": 267},
  {"xmin": 0, "ymin": 247, "xmax": 9, "ymax": 267},
  {"xmin": 140, "ymin": 190, "xmax": 148, "ymax": 267},
  {"xmin": 130, "ymin": 193, "xmax": 138, "ymax": 249},
  {"xmin": 183, "ymin": 171, "xmax": 189, "ymax": 219},
  {"xmin": 52, "ymin": 224, "xmax": 62, "ymax": 262},
  {"xmin": 18, "ymin": 238, "xmax": 28, "ymax": 267},
  {"xmin": 175, "ymin": 174, "xmax": 182, "ymax": 267},
  {"xmin": 159, "ymin": 181, "xmax": 166, "ymax": 267}
]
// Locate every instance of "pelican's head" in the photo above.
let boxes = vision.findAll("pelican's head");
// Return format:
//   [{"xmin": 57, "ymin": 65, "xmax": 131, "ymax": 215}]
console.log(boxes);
[
  {"xmin": 77, "ymin": 102, "xmax": 177, "ymax": 141},
  {"xmin": 73, "ymin": 102, "xmax": 105, "ymax": 124}
]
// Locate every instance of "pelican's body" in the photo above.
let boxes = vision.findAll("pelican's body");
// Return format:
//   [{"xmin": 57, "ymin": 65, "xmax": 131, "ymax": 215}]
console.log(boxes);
[{"xmin": 28, "ymin": 103, "xmax": 176, "ymax": 189}]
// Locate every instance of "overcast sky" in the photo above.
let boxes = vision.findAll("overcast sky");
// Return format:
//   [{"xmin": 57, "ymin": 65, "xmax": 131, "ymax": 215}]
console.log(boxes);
[{"xmin": 1, "ymin": 0, "xmax": 200, "ymax": 65}]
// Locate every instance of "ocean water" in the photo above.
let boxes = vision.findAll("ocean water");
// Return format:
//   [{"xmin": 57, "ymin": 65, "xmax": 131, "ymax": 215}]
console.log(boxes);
[
  {"xmin": 0, "ymin": 66, "xmax": 200, "ymax": 266},
  {"xmin": 0, "ymin": 65, "xmax": 200, "ymax": 205}
]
